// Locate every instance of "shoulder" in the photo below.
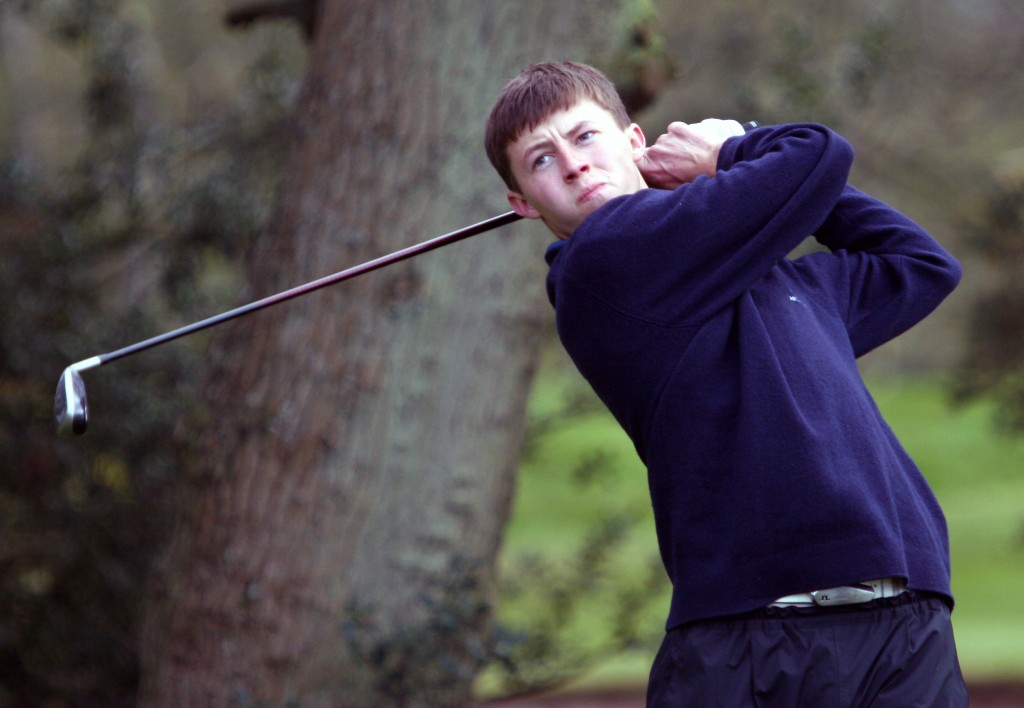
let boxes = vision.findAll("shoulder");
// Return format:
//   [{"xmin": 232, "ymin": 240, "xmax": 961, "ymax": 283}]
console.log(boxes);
[{"xmin": 575, "ymin": 185, "xmax": 706, "ymax": 245}]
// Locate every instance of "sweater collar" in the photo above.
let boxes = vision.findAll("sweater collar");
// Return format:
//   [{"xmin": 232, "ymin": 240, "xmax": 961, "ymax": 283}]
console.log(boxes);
[{"xmin": 545, "ymin": 239, "xmax": 567, "ymax": 265}]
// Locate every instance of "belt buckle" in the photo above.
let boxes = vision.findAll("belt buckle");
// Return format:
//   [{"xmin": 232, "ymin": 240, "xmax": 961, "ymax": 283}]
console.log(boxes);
[{"xmin": 810, "ymin": 583, "xmax": 876, "ymax": 606}]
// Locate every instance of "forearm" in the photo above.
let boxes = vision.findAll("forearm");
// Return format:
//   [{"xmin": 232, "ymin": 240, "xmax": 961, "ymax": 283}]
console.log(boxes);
[
  {"xmin": 810, "ymin": 185, "xmax": 961, "ymax": 355},
  {"xmin": 816, "ymin": 185, "xmax": 959, "ymax": 275}
]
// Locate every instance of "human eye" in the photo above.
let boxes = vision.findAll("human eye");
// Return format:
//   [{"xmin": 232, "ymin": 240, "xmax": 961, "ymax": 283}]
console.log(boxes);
[
  {"xmin": 577, "ymin": 130, "xmax": 597, "ymax": 143},
  {"xmin": 532, "ymin": 153, "xmax": 553, "ymax": 170}
]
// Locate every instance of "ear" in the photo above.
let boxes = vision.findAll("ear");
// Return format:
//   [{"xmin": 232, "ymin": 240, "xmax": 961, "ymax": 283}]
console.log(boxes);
[
  {"xmin": 507, "ymin": 190, "xmax": 542, "ymax": 220},
  {"xmin": 628, "ymin": 123, "xmax": 647, "ymax": 161}
]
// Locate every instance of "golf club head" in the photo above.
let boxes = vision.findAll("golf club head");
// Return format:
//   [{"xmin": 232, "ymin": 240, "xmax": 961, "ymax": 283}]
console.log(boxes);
[{"xmin": 55, "ymin": 367, "xmax": 88, "ymax": 436}]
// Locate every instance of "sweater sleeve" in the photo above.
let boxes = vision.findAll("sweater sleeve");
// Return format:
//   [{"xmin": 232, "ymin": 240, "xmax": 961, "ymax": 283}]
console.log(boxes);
[
  {"xmin": 808, "ymin": 185, "xmax": 962, "ymax": 356},
  {"xmin": 564, "ymin": 123, "xmax": 855, "ymax": 326}
]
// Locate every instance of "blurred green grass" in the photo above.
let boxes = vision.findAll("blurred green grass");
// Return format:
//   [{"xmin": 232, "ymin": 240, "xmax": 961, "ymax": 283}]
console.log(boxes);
[{"xmin": 493, "ymin": 356, "xmax": 1024, "ymax": 691}]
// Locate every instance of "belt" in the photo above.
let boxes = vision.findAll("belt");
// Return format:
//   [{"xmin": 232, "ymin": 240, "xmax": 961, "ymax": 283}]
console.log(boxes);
[{"xmin": 770, "ymin": 577, "xmax": 908, "ymax": 608}]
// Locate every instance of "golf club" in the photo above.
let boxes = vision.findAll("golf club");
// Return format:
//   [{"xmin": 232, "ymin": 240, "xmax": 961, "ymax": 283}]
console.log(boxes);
[
  {"xmin": 55, "ymin": 121, "xmax": 761, "ymax": 437},
  {"xmin": 55, "ymin": 210, "xmax": 523, "ymax": 436}
]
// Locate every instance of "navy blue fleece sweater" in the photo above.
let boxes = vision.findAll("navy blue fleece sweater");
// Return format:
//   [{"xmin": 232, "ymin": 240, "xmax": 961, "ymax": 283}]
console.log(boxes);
[{"xmin": 544, "ymin": 123, "xmax": 962, "ymax": 629}]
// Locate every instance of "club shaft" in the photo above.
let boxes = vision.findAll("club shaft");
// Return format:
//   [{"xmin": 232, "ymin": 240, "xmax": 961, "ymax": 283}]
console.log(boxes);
[{"xmin": 87, "ymin": 211, "xmax": 522, "ymax": 368}]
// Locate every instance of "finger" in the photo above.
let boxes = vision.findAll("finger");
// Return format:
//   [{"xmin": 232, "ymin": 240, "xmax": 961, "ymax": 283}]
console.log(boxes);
[
  {"xmin": 666, "ymin": 121, "xmax": 691, "ymax": 137},
  {"xmin": 635, "ymin": 147, "xmax": 655, "ymax": 169}
]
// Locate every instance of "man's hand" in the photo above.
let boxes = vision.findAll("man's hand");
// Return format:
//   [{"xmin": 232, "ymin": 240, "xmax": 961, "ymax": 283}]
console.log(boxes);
[{"xmin": 637, "ymin": 119, "xmax": 746, "ymax": 189}]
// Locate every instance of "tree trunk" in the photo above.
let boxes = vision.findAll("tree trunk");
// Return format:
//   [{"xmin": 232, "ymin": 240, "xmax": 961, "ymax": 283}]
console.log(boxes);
[{"xmin": 139, "ymin": 1, "xmax": 639, "ymax": 705}]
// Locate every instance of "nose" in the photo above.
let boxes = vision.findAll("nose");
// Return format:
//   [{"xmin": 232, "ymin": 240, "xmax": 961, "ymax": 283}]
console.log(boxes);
[{"xmin": 562, "ymin": 146, "xmax": 589, "ymax": 182}]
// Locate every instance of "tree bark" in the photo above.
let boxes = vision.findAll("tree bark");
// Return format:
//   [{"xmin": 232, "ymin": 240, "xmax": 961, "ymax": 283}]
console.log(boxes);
[{"xmin": 139, "ymin": 1, "xmax": 640, "ymax": 705}]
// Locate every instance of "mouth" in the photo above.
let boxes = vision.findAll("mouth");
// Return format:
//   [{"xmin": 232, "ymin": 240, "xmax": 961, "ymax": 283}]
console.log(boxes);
[{"xmin": 578, "ymin": 183, "xmax": 607, "ymax": 204}]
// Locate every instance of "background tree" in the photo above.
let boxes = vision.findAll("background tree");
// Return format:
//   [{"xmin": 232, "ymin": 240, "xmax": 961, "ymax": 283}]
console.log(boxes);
[{"xmin": 136, "ymin": 1, "xmax": 661, "ymax": 705}]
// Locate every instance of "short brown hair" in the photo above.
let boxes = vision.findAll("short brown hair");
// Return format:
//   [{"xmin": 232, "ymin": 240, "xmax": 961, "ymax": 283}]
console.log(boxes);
[{"xmin": 485, "ymin": 61, "xmax": 630, "ymax": 191}]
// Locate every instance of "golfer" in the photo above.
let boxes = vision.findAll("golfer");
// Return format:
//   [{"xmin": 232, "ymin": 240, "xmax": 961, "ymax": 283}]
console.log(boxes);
[{"xmin": 485, "ymin": 61, "xmax": 967, "ymax": 706}]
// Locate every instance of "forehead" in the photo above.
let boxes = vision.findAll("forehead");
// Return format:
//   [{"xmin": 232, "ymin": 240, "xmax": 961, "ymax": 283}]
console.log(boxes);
[{"xmin": 507, "ymin": 99, "xmax": 620, "ymax": 161}]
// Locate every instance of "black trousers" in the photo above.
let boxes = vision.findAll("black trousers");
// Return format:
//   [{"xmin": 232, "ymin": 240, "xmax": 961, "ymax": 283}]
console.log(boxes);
[{"xmin": 647, "ymin": 593, "xmax": 968, "ymax": 707}]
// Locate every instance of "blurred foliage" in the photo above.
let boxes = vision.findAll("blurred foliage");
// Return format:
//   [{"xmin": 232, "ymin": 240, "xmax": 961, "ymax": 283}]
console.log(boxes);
[
  {"xmin": 491, "ymin": 514, "xmax": 666, "ymax": 696},
  {"xmin": 485, "ymin": 369, "xmax": 666, "ymax": 697},
  {"xmin": 606, "ymin": 0, "xmax": 675, "ymax": 115},
  {"xmin": 0, "ymin": 0, "xmax": 306, "ymax": 703},
  {"xmin": 953, "ymin": 152, "xmax": 1024, "ymax": 432},
  {"xmin": 341, "ymin": 554, "xmax": 500, "ymax": 706},
  {"xmin": 2, "ymin": 0, "xmax": 1024, "ymax": 703}
]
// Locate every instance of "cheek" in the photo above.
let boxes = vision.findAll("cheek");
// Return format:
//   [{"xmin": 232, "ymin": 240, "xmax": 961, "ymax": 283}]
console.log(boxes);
[{"xmin": 529, "ymin": 178, "xmax": 562, "ymax": 204}]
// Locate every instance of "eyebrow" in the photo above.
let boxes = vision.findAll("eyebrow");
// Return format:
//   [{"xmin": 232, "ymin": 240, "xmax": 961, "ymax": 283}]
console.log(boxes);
[{"xmin": 521, "ymin": 120, "xmax": 592, "ymax": 163}]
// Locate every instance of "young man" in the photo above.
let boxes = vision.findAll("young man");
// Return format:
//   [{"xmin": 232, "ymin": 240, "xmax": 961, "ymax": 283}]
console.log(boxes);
[{"xmin": 486, "ymin": 62, "xmax": 968, "ymax": 705}]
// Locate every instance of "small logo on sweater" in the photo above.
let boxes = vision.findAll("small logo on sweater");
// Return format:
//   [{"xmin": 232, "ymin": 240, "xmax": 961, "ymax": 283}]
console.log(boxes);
[{"xmin": 788, "ymin": 294, "xmax": 802, "ymax": 304}]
